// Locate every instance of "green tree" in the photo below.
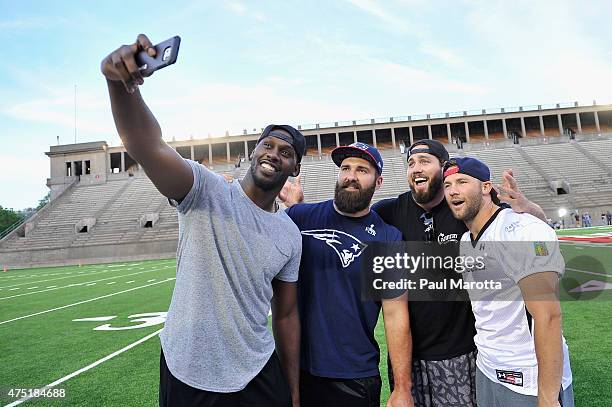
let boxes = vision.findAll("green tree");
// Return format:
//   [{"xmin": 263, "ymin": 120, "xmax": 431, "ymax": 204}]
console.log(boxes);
[
  {"xmin": 37, "ymin": 192, "xmax": 50, "ymax": 210},
  {"xmin": 0, "ymin": 206, "xmax": 24, "ymax": 234}
]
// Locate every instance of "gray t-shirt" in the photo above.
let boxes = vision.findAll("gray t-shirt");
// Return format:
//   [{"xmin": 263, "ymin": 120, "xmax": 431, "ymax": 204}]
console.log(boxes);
[{"xmin": 160, "ymin": 159, "xmax": 302, "ymax": 392}]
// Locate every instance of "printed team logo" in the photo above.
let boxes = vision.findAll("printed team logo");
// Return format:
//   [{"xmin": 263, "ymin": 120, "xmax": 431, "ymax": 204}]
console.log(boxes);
[
  {"xmin": 496, "ymin": 370, "xmax": 524, "ymax": 386},
  {"xmin": 534, "ymin": 241, "xmax": 549, "ymax": 256},
  {"xmin": 365, "ymin": 224, "xmax": 376, "ymax": 236},
  {"xmin": 301, "ymin": 229, "xmax": 366, "ymax": 268},
  {"xmin": 437, "ymin": 233, "xmax": 458, "ymax": 244},
  {"xmin": 504, "ymin": 220, "xmax": 522, "ymax": 233}
]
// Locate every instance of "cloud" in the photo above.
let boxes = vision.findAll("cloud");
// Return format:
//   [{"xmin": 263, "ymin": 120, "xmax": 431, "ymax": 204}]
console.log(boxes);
[
  {"xmin": 464, "ymin": 0, "xmax": 612, "ymax": 101},
  {"xmin": 371, "ymin": 59, "xmax": 487, "ymax": 94},
  {"xmin": 419, "ymin": 42, "xmax": 465, "ymax": 68},
  {"xmin": 226, "ymin": 2, "xmax": 267, "ymax": 21},
  {"xmin": 344, "ymin": 0, "xmax": 413, "ymax": 34},
  {"xmin": 4, "ymin": 92, "xmax": 113, "ymax": 137},
  {"xmin": 0, "ymin": 18, "xmax": 53, "ymax": 30},
  {"xmin": 227, "ymin": 2, "xmax": 247, "ymax": 15},
  {"xmin": 0, "ymin": 154, "xmax": 49, "ymax": 210},
  {"xmin": 343, "ymin": 0, "xmax": 467, "ymax": 69}
]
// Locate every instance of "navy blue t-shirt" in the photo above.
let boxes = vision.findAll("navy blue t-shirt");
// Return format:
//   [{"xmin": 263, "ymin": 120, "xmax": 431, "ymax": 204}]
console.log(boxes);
[{"xmin": 286, "ymin": 199, "xmax": 402, "ymax": 379}]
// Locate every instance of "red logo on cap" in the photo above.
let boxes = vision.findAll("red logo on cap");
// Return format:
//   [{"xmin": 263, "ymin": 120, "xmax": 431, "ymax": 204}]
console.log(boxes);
[{"xmin": 443, "ymin": 166, "xmax": 460, "ymax": 179}]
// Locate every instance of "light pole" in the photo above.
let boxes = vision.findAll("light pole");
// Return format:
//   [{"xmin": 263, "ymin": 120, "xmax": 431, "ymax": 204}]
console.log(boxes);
[{"xmin": 558, "ymin": 208, "xmax": 567, "ymax": 229}]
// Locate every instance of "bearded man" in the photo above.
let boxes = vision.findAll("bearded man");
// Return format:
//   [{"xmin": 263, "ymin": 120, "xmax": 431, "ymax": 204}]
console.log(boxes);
[
  {"xmin": 286, "ymin": 142, "xmax": 414, "ymax": 407},
  {"xmin": 372, "ymin": 140, "xmax": 546, "ymax": 406}
]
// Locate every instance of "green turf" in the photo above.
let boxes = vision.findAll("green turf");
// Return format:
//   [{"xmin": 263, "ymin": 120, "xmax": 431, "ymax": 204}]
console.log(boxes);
[
  {"xmin": 0, "ymin": 242, "xmax": 609, "ymax": 406},
  {"xmin": 556, "ymin": 225, "xmax": 612, "ymax": 236}
]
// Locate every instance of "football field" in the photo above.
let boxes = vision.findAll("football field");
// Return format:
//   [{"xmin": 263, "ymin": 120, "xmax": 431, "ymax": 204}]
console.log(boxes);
[{"xmin": 0, "ymin": 230, "xmax": 610, "ymax": 406}]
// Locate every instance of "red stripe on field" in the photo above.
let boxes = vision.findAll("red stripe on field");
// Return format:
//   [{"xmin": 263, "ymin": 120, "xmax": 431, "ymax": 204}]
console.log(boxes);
[{"xmin": 559, "ymin": 236, "xmax": 612, "ymax": 243}]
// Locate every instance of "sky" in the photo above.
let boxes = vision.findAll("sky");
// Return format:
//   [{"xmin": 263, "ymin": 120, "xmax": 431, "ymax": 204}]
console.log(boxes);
[{"xmin": 1, "ymin": 0, "xmax": 611, "ymax": 210}]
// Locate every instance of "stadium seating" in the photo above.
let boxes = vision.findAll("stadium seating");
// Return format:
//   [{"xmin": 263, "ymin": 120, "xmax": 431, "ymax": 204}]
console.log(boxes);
[{"xmin": 1, "ymin": 136, "xmax": 610, "ymax": 266}]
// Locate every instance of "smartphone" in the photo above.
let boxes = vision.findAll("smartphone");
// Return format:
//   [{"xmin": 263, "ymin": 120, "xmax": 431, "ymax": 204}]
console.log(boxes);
[{"xmin": 135, "ymin": 36, "xmax": 181, "ymax": 77}]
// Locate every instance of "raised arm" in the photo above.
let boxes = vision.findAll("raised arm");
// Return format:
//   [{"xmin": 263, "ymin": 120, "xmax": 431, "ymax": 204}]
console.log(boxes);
[
  {"xmin": 497, "ymin": 170, "xmax": 546, "ymax": 222},
  {"xmin": 101, "ymin": 34, "xmax": 192, "ymax": 200}
]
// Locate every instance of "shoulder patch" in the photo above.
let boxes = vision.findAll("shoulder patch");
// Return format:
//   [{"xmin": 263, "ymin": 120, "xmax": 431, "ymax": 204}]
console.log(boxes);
[{"xmin": 533, "ymin": 241, "xmax": 549, "ymax": 256}]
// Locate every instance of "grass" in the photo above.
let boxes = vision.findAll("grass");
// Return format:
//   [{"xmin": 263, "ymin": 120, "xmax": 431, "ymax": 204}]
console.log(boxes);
[
  {"xmin": 0, "ymin": 238, "xmax": 609, "ymax": 406},
  {"xmin": 556, "ymin": 225, "xmax": 612, "ymax": 236}
]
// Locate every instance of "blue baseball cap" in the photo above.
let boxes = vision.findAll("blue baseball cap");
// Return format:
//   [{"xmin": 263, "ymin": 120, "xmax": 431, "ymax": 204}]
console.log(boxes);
[
  {"xmin": 443, "ymin": 157, "xmax": 490, "ymax": 182},
  {"xmin": 331, "ymin": 142, "xmax": 383, "ymax": 174}
]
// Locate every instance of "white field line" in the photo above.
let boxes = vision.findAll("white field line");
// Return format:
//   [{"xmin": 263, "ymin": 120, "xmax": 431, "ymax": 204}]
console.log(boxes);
[
  {"xmin": 0, "ymin": 268, "xmax": 169, "ymax": 301},
  {"xmin": 0, "ymin": 269, "xmax": 117, "ymax": 289},
  {"xmin": 4, "ymin": 328, "xmax": 163, "ymax": 407},
  {"xmin": 0, "ymin": 278, "xmax": 175, "ymax": 326},
  {"xmin": 0, "ymin": 261, "xmax": 175, "ymax": 283},
  {"xmin": 0, "ymin": 270, "xmax": 116, "ymax": 288},
  {"xmin": 565, "ymin": 267, "xmax": 611, "ymax": 278},
  {"xmin": 0, "ymin": 270, "xmax": 96, "ymax": 282}
]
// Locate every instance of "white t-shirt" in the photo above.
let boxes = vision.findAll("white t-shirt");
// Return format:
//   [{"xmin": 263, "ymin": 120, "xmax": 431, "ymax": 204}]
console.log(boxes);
[{"xmin": 459, "ymin": 208, "xmax": 572, "ymax": 396}]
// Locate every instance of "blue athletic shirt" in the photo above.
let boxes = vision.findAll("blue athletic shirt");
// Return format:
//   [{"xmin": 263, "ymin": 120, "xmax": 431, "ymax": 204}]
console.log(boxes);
[{"xmin": 286, "ymin": 199, "xmax": 403, "ymax": 378}]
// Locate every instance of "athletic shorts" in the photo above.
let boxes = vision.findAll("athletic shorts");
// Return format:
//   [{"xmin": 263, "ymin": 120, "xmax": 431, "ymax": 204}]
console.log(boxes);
[
  {"xmin": 300, "ymin": 370, "xmax": 381, "ymax": 407},
  {"xmin": 476, "ymin": 367, "xmax": 574, "ymax": 407},
  {"xmin": 389, "ymin": 350, "xmax": 477, "ymax": 406},
  {"xmin": 159, "ymin": 349, "xmax": 291, "ymax": 407}
]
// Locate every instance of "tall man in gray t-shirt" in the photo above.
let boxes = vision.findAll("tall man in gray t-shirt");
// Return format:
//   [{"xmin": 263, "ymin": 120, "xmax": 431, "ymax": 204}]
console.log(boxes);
[{"xmin": 101, "ymin": 34, "xmax": 303, "ymax": 407}]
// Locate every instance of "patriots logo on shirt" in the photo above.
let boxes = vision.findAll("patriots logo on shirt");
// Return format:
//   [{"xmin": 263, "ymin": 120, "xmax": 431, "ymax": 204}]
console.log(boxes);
[{"xmin": 301, "ymin": 229, "xmax": 366, "ymax": 268}]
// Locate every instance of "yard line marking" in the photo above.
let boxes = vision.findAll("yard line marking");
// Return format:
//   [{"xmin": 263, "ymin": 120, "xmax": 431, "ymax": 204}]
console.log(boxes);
[
  {"xmin": 72, "ymin": 316, "xmax": 116, "ymax": 322},
  {"xmin": 86, "ymin": 283, "xmax": 96, "ymax": 286},
  {"xmin": 27, "ymin": 287, "xmax": 38, "ymax": 290},
  {"xmin": 107, "ymin": 282, "xmax": 116, "ymax": 285},
  {"xmin": 0, "ymin": 278, "xmax": 174, "ymax": 326},
  {"xmin": 0, "ymin": 269, "xmax": 117, "ymax": 289},
  {"xmin": 9, "ymin": 288, "xmax": 19, "ymax": 291},
  {"xmin": 566, "ymin": 267, "xmax": 611, "ymax": 278},
  {"xmin": 0, "ymin": 268, "xmax": 169, "ymax": 300},
  {"xmin": 46, "ymin": 286, "xmax": 57, "ymax": 289},
  {"xmin": 4, "ymin": 328, "xmax": 164, "ymax": 407},
  {"xmin": 147, "ymin": 279, "xmax": 156, "ymax": 282},
  {"xmin": 125, "ymin": 280, "xmax": 135, "ymax": 284}
]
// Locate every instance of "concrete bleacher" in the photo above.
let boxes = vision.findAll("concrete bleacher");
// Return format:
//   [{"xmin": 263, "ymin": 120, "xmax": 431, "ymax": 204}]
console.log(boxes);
[
  {"xmin": 1, "ymin": 181, "xmax": 128, "ymax": 251},
  {"xmin": 1, "ymin": 135, "xmax": 610, "ymax": 268}
]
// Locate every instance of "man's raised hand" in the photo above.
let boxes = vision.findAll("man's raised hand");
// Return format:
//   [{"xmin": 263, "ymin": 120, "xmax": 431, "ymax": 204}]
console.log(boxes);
[
  {"xmin": 278, "ymin": 176, "xmax": 304, "ymax": 208},
  {"xmin": 101, "ymin": 34, "xmax": 156, "ymax": 94}
]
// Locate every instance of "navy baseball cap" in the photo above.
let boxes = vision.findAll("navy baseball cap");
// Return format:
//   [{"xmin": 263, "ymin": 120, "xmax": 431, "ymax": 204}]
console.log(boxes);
[
  {"xmin": 257, "ymin": 124, "xmax": 306, "ymax": 162},
  {"xmin": 331, "ymin": 142, "xmax": 383, "ymax": 174},
  {"xmin": 443, "ymin": 157, "xmax": 490, "ymax": 181},
  {"xmin": 408, "ymin": 139, "xmax": 450, "ymax": 162}
]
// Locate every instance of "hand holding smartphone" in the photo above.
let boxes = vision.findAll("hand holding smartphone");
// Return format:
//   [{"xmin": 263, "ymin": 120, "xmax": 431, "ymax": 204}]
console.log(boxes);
[{"xmin": 135, "ymin": 36, "xmax": 181, "ymax": 77}]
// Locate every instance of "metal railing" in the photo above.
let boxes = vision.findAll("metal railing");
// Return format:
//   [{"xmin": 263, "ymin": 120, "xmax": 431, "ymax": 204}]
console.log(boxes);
[{"xmin": 0, "ymin": 215, "xmax": 32, "ymax": 240}]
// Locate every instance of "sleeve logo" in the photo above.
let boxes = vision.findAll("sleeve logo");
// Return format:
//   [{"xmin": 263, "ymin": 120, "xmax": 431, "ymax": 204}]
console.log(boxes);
[{"xmin": 533, "ymin": 241, "xmax": 549, "ymax": 256}]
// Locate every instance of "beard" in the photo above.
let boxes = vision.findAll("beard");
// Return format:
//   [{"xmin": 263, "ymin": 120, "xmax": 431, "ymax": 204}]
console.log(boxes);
[
  {"xmin": 334, "ymin": 179, "xmax": 376, "ymax": 214},
  {"xmin": 452, "ymin": 191, "xmax": 483, "ymax": 222},
  {"xmin": 249, "ymin": 162, "xmax": 285, "ymax": 191},
  {"xmin": 410, "ymin": 170, "xmax": 443, "ymax": 204}
]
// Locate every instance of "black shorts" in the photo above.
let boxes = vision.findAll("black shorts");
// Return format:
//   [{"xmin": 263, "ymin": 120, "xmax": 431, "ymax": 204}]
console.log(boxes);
[
  {"xmin": 159, "ymin": 349, "xmax": 291, "ymax": 407},
  {"xmin": 300, "ymin": 370, "xmax": 381, "ymax": 407}
]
